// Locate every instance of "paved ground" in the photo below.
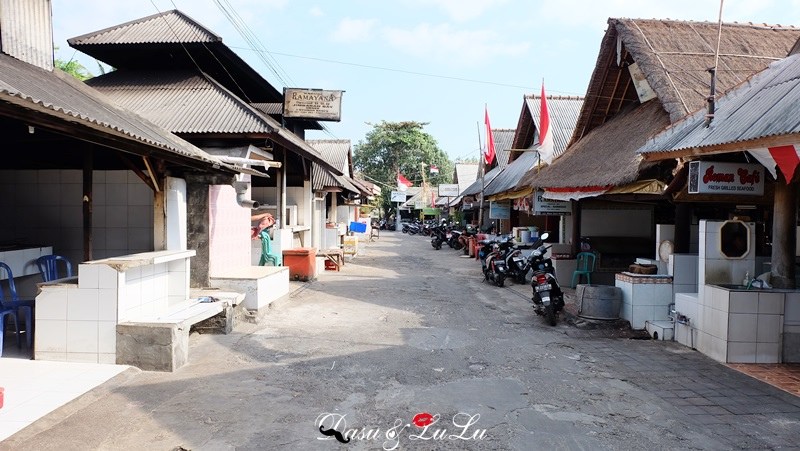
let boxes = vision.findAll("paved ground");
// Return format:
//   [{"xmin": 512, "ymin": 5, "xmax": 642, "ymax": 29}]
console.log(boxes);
[{"xmin": 3, "ymin": 232, "xmax": 800, "ymax": 450}]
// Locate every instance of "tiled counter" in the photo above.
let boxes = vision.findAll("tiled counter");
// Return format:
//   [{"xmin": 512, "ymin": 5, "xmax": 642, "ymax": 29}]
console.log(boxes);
[
  {"xmin": 700, "ymin": 285, "xmax": 784, "ymax": 364},
  {"xmin": 615, "ymin": 272, "xmax": 674, "ymax": 329},
  {"xmin": 35, "ymin": 250, "xmax": 194, "ymax": 363}
]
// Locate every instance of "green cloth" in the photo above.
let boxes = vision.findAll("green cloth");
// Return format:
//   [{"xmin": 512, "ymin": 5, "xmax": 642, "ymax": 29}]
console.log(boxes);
[{"xmin": 258, "ymin": 230, "xmax": 281, "ymax": 266}]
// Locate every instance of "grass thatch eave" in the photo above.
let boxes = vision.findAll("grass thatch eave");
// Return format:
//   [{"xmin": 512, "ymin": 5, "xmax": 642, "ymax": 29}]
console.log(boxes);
[{"xmin": 518, "ymin": 100, "xmax": 670, "ymax": 189}]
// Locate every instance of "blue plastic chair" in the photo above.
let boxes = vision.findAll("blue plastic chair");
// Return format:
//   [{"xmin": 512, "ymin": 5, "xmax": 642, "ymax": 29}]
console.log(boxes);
[
  {"xmin": 258, "ymin": 230, "xmax": 281, "ymax": 266},
  {"xmin": 36, "ymin": 255, "xmax": 73, "ymax": 282},
  {"xmin": 571, "ymin": 252, "xmax": 597, "ymax": 287},
  {"xmin": 0, "ymin": 262, "xmax": 34, "ymax": 350},
  {"xmin": 0, "ymin": 306, "xmax": 20, "ymax": 357}
]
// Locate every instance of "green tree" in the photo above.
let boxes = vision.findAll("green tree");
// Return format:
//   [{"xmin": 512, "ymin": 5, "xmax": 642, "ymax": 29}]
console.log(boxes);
[
  {"xmin": 353, "ymin": 121, "xmax": 453, "ymax": 216},
  {"xmin": 54, "ymin": 46, "xmax": 93, "ymax": 81}
]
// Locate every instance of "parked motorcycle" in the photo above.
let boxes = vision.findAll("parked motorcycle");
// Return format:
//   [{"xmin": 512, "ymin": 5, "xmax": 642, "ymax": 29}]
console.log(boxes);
[
  {"xmin": 528, "ymin": 232, "xmax": 564, "ymax": 326},
  {"xmin": 447, "ymin": 228, "xmax": 464, "ymax": 250},
  {"xmin": 479, "ymin": 235, "xmax": 514, "ymax": 287},
  {"xmin": 503, "ymin": 244, "xmax": 530, "ymax": 285},
  {"xmin": 430, "ymin": 225, "xmax": 447, "ymax": 250}
]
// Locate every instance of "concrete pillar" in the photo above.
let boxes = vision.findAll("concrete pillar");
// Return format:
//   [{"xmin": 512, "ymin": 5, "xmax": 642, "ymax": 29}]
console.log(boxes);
[{"xmin": 186, "ymin": 172, "xmax": 235, "ymax": 288}]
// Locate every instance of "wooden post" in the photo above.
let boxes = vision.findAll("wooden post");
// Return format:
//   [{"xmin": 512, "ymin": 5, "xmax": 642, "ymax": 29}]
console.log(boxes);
[
  {"xmin": 571, "ymin": 199, "xmax": 582, "ymax": 256},
  {"xmin": 771, "ymin": 173, "xmax": 797, "ymax": 289},
  {"xmin": 83, "ymin": 148, "xmax": 93, "ymax": 262},
  {"xmin": 150, "ymin": 158, "xmax": 167, "ymax": 251}
]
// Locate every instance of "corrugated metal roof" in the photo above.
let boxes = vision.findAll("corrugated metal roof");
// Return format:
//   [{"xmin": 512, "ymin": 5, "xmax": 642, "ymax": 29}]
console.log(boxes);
[
  {"xmin": 639, "ymin": 53, "xmax": 800, "ymax": 156},
  {"xmin": 251, "ymin": 103, "xmax": 283, "ymax": 115},
  {"xmin": 68, "ymin": 10, "xmax": 219, "ymax": 45},
  {"xmin": 83, "ymin": 68, "xmax": 338, "ymax": 174},
  {"xmin": 485, "ymin": 151, "xmax": 540, "ymax": 196},
  {"xmin": 461, "ymin": 165, "xmax": 503, "ymax": 196},
  {"xmin": 86, "ymin": 70, "xmax": 272, "ymax": 134},
  {"xmin": 1, "ymin": 0, "xmax": 53, "ymax": 70},
  {"xmin": 308, "ymin": 140, "xmax": 360, "ymax": 193},
  {"xmin": 0, "ymin": 53, "xmax": 225, "ymax": 167},
  {"xmin": 492, "ymin": 129, "xmax": 515, "ymax": 168},
  {"xmin": 525, "ymin": 95, "xmax": 583, "ymax": 159}
]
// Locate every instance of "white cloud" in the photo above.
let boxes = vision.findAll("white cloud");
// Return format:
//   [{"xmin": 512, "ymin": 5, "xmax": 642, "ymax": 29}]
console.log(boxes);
[
  {"xmin": 309, "ymin": 6, "xmax": 324, "ymax": 17},
  {"xmin": 381, "ymin": 23, "xmax": 529, "ymax": 66},
  {"xmin": 331, "ymin": 17, "xmax": 379, "ymax": 43},
  {"xmin": 536, "ymin": 0, "xmax": 799, "ymax": 29},
  {"xmin": 405, "ymin": 0, "xmax": 511, "ymax": 22}
]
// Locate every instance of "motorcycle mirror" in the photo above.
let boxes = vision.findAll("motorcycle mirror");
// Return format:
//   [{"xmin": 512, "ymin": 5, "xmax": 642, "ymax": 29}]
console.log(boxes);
[{"xmin": 540, "ymin": 232, "xmax": 550, "ymax": 241}]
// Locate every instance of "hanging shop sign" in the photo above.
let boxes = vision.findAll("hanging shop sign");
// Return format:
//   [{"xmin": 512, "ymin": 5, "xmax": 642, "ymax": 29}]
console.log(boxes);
[
  {"xmin": 438, "ymin": 184, "xmax": 460, "ymax": 197},
  {"xmin": 283, "ymin": 88, "xmax": 343, "ymax": 121},
  {"xmin": 534, "ymin": 190, "xmax": 571, "ymax": 214},
  {"xmin": 489, "ymin": 201, "xmax": 511, "ymax": 219},
  {"xmin": 688, "ymin": 161, "xmax": 764, "ymax": 196}
]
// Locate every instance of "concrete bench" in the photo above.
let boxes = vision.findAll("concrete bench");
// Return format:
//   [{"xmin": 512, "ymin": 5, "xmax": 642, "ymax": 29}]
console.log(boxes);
[
  {"xmin": 209, "ymin": 266, "xmax": 290, "ymax": 312},
  {"xmin": 116, "ymin": 297, "xmax": 232, "ymax": 372}
]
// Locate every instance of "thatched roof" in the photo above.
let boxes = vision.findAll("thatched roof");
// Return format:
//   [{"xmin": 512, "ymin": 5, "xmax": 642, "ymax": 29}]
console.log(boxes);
[
  {"xmin": 521, "ymin": 18, "xmax": 800, "ymax": 191},
  {"xmin": 573, "ymin": 19, "xmax": 800, "ymax": 144},
  {"xmin": 638, "ymin": 51, "xmax": 800, "ymax": 179},
  {"xmin": 519, "ymin": 100, "xmax": 670, "ymax": 189}
]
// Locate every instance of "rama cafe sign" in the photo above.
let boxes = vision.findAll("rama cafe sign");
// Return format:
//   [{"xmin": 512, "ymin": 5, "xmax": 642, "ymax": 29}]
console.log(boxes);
[{"xmin": 688, "ymin": 161, "xmax": 764, "ymax": 196}]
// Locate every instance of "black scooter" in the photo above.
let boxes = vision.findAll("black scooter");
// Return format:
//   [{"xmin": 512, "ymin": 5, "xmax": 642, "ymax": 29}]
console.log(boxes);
[{"xmin": 528, "ymin": 232, "xmax": 565, "ymax": 326}]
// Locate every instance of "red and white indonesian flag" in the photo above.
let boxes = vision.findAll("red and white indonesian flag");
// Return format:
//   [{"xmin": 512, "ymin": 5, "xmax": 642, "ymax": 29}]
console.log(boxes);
[
  {"xmin": 538, "ymin": 82, "xmax": 555, "ymax": 165},
  {"xmin": 397, "ymin": 172, "xmax": 413, "ymax": 191},
  {"xmin": 430, "ymin": 164, "xmax": 439, "ymax": 174},
  {"xmin": 748, "ymin": 145, "xmax": 800, "ymax": 182},
  {"xmin": 484, "ymin": 106, "xmax": 496, "ymax": 165}
]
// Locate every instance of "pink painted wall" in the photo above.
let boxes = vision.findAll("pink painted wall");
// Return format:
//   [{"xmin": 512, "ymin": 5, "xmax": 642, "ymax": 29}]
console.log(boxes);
[{"xmin": 208, "ymin": 185, "xmax": 251, "ymax": 275}]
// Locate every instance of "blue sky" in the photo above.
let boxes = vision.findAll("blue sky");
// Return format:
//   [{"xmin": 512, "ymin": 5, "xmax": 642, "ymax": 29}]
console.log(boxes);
[{"xmin": 52, "ymin": 0, "xmax": 800, "ymax": 161}]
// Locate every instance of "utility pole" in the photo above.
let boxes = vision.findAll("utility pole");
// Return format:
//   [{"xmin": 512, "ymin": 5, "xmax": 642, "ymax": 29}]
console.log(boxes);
[{"xmin": 477, "ymin": 121, "xmax": 485, "ymax": 228}]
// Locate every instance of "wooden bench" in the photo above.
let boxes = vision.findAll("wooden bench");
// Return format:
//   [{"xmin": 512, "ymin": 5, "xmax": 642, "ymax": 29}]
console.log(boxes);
[
  {"xmin": 319, "ymin": 248, "xmax": 345, "ymax": 271},
  {"xmin": 116, "ymin": 297, "xmax": 233, "ymax": 372}
]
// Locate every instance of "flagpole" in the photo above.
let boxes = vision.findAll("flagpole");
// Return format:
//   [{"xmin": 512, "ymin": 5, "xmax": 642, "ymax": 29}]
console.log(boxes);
[{"xmin": 477, "ymin": 120, "xmax": 485, "ymax": 229}]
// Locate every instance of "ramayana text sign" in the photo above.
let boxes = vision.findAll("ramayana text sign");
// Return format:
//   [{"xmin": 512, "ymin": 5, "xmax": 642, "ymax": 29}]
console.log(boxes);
[
  {"xmin": 438, "ymin": 184, "xmax": 460, "ymax": 197},
  {"xmin": 534, "ymin": 190, "xmax": 571, "ymax": 214},
  {"xmin": 688, "ymin": 161, "xmax": 764, "ymax": 196},
  {"xmin": 283, "ymin": 88, "xmax": 343, "ymax": 121}
]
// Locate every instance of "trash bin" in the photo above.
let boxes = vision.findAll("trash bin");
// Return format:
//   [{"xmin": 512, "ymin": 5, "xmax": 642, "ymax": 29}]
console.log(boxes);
[{"xmin": 282, "ymin": 247, "xmax": 317, "ymax": 281}]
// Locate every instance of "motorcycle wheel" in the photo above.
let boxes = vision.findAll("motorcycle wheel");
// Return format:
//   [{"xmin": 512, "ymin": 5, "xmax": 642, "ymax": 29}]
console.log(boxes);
[
  {"xmin": 545, "ymin": 304, "xmax": 556, "ymax": 326},
  {"xmin": 517, "ymin": 273, "xmax": 527, "ymax": 284},
  {"xmin": 435, "ymin": 242, "xmax": 442, "ymax": 250},
  {"xmin": 495, "ymin": 275, "xmax": 505, "ymax": 287}
]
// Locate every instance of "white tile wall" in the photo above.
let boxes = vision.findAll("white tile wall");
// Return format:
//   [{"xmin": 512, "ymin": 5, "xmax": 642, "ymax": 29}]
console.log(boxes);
[
  {"xmin": 67, "ymin": 289, "xmax": 99, "ymax": 321},
  {"xmin": 66, "ymin": 321, "xmax": 98, "ymax": 353},
  {"xmin": 35, "ymin": 289, "xmax": 68, "ymax": 320},
  {"xmin": 36, "ymin": 254, "xmax": 193, "ymax": 363},
  {"xmin": 756, "ymin": 342, "xmax": 781, "ymax": 364},
  {"xmin": 758, "ymin": 292, "xmax": 784, "ymax": 315},
  {"xmin": 756, "ymin": 314, "xmax": 782, "ymax": 343},
  {"xmin": 728, "ymin": 313, "xmax": 758, "ymax": 342},
  {"xmin": 727, "ymin": 342, "xmax": 757, "ymax": 363},
  {"xmin": 35, "ymin": 319, "xmax": 67, "ymax": 353},
  {"xmin": 729, "ymin": 292, "xmax": 759, "ymax": 314}
]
